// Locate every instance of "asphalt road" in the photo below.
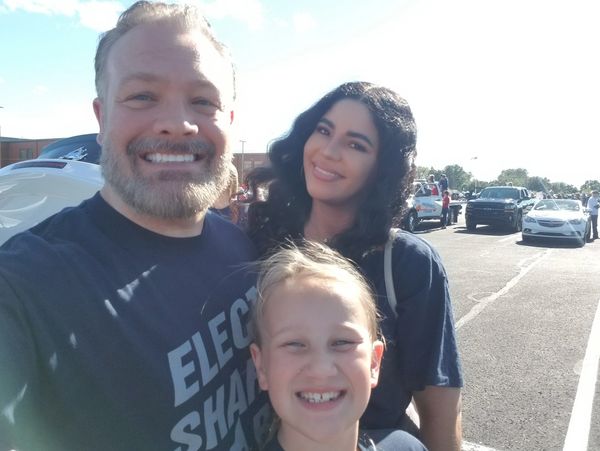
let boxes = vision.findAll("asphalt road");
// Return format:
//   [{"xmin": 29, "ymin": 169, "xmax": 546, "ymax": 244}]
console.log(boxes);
[{"xmin": 413, "ymin": 215, "xmax": 600, "ymax": 451}]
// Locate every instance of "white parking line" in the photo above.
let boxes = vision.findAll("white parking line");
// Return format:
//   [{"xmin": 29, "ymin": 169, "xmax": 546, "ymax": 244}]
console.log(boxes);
[
  {"xmin": 456, "ymin": 249, "xmax": 552, "ymax": 330},
  {"xmin": 562, "ymin": 296, "xmax": 600, "ymax": 451},
  {"xmin": 497, "ymin": 234, "xmax": 518, "ymax": 243},
  {"xmin": 463, "ymin": 441, "xmax": 500, "ymax": 451}
]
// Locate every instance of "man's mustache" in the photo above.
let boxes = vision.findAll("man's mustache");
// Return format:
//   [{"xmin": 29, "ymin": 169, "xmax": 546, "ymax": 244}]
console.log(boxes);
[{"xmin": 126, "ymin": 138, "xmax": 216, "ymax": 157}]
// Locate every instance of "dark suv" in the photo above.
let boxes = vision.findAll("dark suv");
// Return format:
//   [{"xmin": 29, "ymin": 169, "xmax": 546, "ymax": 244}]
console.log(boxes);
[{"xmin": 465, "ymin": 186, "xmax": 535, "ymax": 232}]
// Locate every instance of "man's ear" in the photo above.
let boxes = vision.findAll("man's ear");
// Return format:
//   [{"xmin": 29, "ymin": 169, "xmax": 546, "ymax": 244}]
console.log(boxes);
[
  {"xmin": 92, "ymin": 98, "xmax": 104, "ymax": 145},
  {"xmin": 250, "ymin": 343, "xmax": 269, "ymax": 391},
  {"xmin": 370, "ymin": 340, "xmax": 384, "ymax": 388}
]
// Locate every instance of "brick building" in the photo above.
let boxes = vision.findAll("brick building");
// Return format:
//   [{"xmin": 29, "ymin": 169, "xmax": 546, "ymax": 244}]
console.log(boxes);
[{"xmin": 0, "ymin": 137, "xmax": 59, "ymax": 168}]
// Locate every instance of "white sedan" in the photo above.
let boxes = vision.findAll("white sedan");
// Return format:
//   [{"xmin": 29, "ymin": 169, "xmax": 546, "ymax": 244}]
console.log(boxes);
[{"xmin": 522, "ymin": 199, "xmax": 590, "ymax": 246}]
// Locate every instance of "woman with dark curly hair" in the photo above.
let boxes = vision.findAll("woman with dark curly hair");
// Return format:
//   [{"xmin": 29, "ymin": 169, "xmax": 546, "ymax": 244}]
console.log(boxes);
[{"xmin": 247, "ymin": 81, "xmax": 463, "ymax": 451}]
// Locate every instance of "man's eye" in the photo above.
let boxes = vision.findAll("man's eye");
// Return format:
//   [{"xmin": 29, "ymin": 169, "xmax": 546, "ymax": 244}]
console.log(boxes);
[
  {"xmin": 282, "ymin": 341, "xmax": 305, "ymax": 349},
  {"xmin": 193, "ymin": 98, "xmax": 220, "ymax": 110},
  {"xmin": 129, "ymin": 93, "xmax": 154, "ymax": 102}
]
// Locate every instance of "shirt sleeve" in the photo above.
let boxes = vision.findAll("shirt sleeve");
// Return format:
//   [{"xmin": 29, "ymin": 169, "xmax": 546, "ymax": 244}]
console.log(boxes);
[
  {"xmin": 392, "ymin": 236, "xmax": 463, "ymax": 391},
  {"xmin": 0, "ymin": 272, "xmax": 39, "ymax": 450}
]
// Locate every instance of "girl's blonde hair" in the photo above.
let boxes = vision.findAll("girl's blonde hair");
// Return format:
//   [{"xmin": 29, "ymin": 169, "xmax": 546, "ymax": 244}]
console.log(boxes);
[{"xmin": 251, "ymin": 240, "xmax": 381, "ymax": 346}]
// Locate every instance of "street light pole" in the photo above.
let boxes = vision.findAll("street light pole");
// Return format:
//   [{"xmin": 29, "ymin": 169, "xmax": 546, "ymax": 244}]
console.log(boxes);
[{"xmin": 239, "ymin": 139, "xmax": 246, "ymax": 183}]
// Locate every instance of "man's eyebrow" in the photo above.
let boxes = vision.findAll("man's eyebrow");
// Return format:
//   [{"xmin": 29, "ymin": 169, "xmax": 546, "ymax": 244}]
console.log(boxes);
[{"xmin": 119, "ymin": 72, "xmax": 161, "ymax": 84}]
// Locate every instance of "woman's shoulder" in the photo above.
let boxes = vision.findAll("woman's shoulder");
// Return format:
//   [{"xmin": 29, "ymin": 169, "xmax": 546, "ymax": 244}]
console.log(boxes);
[
  {"xmin": 360, "ymin": 429, "xmax": 428, "ymax": 450},
  {"xmin": 389, "ymin": 228, "xmax": 440, "ymax": 261}
]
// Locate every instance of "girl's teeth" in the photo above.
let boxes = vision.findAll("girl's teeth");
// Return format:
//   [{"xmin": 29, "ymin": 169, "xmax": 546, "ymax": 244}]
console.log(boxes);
[{"xmin": 298, "ymin": 391, "xmax": 341, "ymax": 403}]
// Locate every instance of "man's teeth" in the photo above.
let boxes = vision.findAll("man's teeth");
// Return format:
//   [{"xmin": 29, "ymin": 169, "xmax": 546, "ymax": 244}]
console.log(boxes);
[
  {"xmin": 145, "ymin": 153, "xmax": 196, "ymax": 163},
  {"xmin": 298, "ymin": 391, "xmax": 342, "ymax": 403}
]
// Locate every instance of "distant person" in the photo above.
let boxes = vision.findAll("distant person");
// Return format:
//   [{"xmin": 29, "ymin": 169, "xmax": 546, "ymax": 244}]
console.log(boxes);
[
  {"xmin": 441, "ymin": 190, "xmax": 450, "ymax": 228},
  {"xmin": 0, "ymin": 2, "xmax": 268, "ymax": 450},
  {"xmin": 428, "ymin": 174, "xmax": 439, "ymax": 195},
  {"xmin": 587, "ymin": 190, "xmax": 599, "ymax": 241},
  {"xmin": 439, "ymin": 173, "xmax": 449, "ymax": 192},
  {"xmin": 250, "ymin": 242, "xmax": 427, "ymax": 450},
  {"xmin": 210, "ymin": 162, "xmax": 242, "ymax": 223},
  {"xmin": 248, "ymin": 81, "xmax": 463, "ymax": 451}
]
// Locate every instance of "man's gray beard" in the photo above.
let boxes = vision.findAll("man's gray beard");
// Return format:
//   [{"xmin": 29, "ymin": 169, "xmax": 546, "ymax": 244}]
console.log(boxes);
[{"xmin": 100, "ymin": 137, "xmax": 230, "ymax": 219}]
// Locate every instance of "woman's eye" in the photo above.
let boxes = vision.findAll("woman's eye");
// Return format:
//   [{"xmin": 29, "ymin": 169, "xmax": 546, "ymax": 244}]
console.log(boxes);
[
  {"xmin": 349, "ymin": 142, "xmax": 367, "ymax": 152},
  {"xmin": 315, "ymin": 125, "xmax": 330, "ymax": 136}
]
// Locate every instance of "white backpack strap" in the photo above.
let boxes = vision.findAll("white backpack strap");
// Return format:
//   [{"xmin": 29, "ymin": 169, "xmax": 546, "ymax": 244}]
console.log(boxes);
[{"xmin": 384, "ymin": 228, "xmax": 399, "ymax": 315}]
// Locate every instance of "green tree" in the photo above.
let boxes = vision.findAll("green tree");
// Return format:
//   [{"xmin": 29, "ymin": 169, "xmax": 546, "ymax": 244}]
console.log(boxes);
[
  {"xmin": 442, "ymin": 164, "xmax": 472, "ymax": 190},
  {"xmin": 497, "ymin": 168, "xmax": 529, "ymax": 187},
  {"xmin": 580, "ymin": 180, "xmax": 600, "ymax": 193},
  {"xmin": 549, "ymin": 182, "xmax": 578, "ymax": 195},
  {"xmin": 527, "ymin": 176, "xmax": 552, "ymax": 193},
  {"xmin": 416, "ymin": 166, "xmax": 437, "ymax": 181}
]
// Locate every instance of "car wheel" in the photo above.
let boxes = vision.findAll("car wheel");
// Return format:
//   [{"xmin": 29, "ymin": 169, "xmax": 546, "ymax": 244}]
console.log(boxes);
[
  {"xmin": 522, "ymin": 234, "xmax": 531, "ymax": 243},
  {"xmin": 404, "ymin": 211, "xmax": 418, "ymax": 233},
  {"xmin": 466, "ymin": 219, "xmax": 476, "ymax": 231},
  {"xmin": 512, "ymin": 212, "xmax": 523, "ymax": 233}
]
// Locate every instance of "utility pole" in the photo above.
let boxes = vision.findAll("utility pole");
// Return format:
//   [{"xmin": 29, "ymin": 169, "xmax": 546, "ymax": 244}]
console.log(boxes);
[{"xmin": 239, "ymin": 139, "xmax": 246, "ymax": 183}]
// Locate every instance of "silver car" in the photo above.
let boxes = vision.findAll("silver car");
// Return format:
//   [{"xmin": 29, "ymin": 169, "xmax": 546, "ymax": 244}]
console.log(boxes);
[{"xmin": 522, "ymin": 199, "xmax": 591, "ymax": 246}]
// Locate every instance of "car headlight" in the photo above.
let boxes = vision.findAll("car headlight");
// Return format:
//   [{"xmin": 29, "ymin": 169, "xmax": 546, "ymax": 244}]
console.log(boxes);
[
  {"xmin": 504, "ymin": 203, "xmax": 515, "ymax": 210},
  {"xmin": 569, "ymin": 218, "xmax": 582, "ymax": 224},
  {"xmin": 524, "ymin": 216, "xmax": 537, "ymax": 223}
]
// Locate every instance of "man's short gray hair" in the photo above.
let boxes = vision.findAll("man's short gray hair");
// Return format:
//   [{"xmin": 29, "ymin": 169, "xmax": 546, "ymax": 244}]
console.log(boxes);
[{"xmin": 94, "ymin": 0, "xmax": 235, "ymax": 99}]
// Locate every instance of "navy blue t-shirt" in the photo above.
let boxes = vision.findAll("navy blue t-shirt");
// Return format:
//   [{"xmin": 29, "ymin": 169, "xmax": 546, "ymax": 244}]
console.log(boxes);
[
  {"xmin": 359, "ymin": 231, "xmax": 463, "ymax": 429},
  {"xmin": 0, "ymin": 193, "xmax": 270, "ymax": 451},
  {"xmin": 261, "ymin": 429, "xmax": 427, "ymax": 450}
]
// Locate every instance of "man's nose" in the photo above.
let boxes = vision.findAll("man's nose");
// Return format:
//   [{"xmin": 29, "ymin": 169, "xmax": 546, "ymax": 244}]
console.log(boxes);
[{"xmin": 152, "ymin": 100, "xmax": 199, "ymax": 137}]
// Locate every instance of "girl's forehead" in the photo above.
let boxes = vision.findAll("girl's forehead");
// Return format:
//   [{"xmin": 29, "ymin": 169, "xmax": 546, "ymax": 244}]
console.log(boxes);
[{"xmin": 272, "ymin": 275, "xmax": 369, "ymax": 315}]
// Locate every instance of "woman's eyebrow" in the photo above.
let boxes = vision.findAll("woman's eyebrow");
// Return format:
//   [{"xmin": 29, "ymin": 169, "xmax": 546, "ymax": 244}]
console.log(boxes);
[
  {"xmin": 347, "ymin": 131, "xmax": 374, "ymax": 148},
  {"xmin": 319, "ymin": 117, "xmax": 374, "ymax": 147}
]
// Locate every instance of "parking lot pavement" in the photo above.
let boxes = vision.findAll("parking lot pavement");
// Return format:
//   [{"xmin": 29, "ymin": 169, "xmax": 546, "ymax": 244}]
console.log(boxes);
[{"xmin": 414, "ymin": 217, "xmax": 600, "ymax": 450}]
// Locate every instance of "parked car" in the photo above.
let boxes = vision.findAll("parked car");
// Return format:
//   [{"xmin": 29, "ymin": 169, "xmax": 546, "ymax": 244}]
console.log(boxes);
[
  {"xmin": 37, "ymin": 133, "xmax": 101, "ymax": 164},
  {"xmin": 0, "ymin": 134, "xmax": 103, "ymax": 246},
  {"xmin": 522, "ymin": 199, "xmax": 590, "ymax": 246},
  {"xmin": 402, "ymin": 181, "xmax": 465, "ymax": 232},
  {"xmin": 465, "ymin": 186, "xmax": 535, "ymax": 232}
]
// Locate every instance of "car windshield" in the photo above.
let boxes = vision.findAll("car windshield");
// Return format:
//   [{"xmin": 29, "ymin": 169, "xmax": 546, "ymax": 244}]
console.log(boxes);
[
  {"xmin": 479, "ymin": 188, "xmax": 519, "ymax": 199},
  {"xmin": 533, "ymin": 200, "xmax": 581, "ymax": 211}
]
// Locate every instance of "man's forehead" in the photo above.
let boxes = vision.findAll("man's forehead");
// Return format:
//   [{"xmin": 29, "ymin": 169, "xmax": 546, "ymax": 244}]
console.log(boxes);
[{"xmin": 105, "ymin": 22, "xmax": 234, "ymax": 99}]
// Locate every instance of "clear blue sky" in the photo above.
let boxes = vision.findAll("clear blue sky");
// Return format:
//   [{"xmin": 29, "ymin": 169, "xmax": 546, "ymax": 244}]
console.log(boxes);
[{"xmin": 1, "ymin": 0, "xmax": 599, "ymax": 187}]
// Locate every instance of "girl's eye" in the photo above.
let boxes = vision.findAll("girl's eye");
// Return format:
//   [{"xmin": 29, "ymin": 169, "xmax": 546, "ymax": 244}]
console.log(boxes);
[{"xmin": 331, "ymin": 339, "xmax": 357, "ymax": 349}]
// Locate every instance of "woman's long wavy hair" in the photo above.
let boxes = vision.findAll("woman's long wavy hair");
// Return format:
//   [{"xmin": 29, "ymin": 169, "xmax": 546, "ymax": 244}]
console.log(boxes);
[{"xmin": 247, "ymin": 81, "xmax": 417, "ymax": 262}]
